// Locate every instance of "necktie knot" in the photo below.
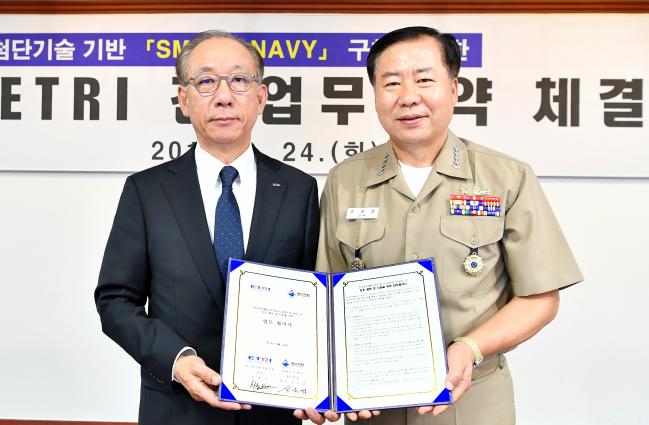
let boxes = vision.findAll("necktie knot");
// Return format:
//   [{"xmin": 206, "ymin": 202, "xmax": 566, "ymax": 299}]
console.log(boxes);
[{"xmin": 220, "ymin": 166, "xmax": 239, "ymax": 189}]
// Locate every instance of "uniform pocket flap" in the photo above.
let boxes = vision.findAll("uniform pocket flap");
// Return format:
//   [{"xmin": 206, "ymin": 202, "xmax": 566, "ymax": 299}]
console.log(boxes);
[
  {"xmin": 336, "ymin": 220, "xmax": 386, "ymax": 250},
  {"xmin": 440, "ymin": 216, "xmax": 504, "ymax": 248}
]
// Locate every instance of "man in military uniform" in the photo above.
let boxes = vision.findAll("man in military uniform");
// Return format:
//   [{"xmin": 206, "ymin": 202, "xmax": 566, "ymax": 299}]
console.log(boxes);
[{"xmin": 304, "ymin": 26, "xmax": 583, "ymax": 425}]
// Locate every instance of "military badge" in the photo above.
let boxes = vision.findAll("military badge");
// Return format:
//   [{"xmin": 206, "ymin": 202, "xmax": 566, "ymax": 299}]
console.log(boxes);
[
  {"xmin": 350, "ymin": 248, "xmax": 366, "ymax": 270},
  {"xmin": 351, "ymin": 256, "xmax": 365, "ymax": 270},
  {"xmin": 463, "ymin": 253, "xmax": 484, "ymax": 276},
  {"xmin": 461, "ymin": 186, "xmax": 491, "ymax": 196}
]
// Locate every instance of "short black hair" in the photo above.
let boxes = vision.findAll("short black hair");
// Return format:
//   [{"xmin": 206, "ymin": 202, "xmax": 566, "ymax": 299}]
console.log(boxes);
[{"xmin": 366, "ymin": 26, "xmax": 461, "ymax": 86}]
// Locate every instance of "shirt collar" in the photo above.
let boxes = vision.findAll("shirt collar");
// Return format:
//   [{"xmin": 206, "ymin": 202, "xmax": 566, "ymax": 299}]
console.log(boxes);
[
  {"xmin": 364, "ymin": 129, "xmax": 472, "ymax": 187},
  {"xmin": 365, "ymin": 142, "xmax": 399, "ymax": 187},
  {"xmin": 195, "ymin": 142, "xmax": 256, "ymax": 186},
  {"xmin": 433, "ymin": 129, "xmax": 472, "ymax": 180}
]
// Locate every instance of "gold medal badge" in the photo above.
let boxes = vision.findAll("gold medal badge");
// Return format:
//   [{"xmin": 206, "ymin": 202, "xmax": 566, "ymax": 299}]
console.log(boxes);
[
  {"xmin": 351, "ymin": 256, "xmax": 365, "ymax": 270},
  {"xmin": 463, "ymin": 253, "xmax": 484, "ymax": 276}
]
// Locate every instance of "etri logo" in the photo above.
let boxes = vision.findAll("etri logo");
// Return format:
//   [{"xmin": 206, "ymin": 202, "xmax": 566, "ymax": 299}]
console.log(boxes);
[
  {"xmin": 248, "ymin": 355, "xmax": 272, "ymax": 363},
  {"xmin": 250, "ymin": 284, "xmax": 271, "ymax": 292}
]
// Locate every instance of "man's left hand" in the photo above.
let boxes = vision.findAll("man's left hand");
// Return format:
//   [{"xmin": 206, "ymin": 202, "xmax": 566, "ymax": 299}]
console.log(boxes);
[
  {"xmin": 293, "ymin": 407, "xmax": 340, "ymax": 424},
  {"xmin": 293, "ymin": 407, "xmax": 381, "ymax": 423},
  {"xmin": 418, "ymin": 341, "xmax": 474, "ymax": 416},
  {"xmin": 345, "ymin": 410, "xmax": 381, "ymax": 421}
]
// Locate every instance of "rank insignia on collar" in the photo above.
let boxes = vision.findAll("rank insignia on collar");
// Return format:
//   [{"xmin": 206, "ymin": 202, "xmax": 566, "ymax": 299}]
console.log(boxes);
[
  {"xmin": 377, "ymin": 152, "xmax": 390, "ymax": 176},
  {"xmin": 452, "ymin": 146, "xmax": 461, "ymax": 169},
  {"xmin": 464, "ymin": 253, "xmax": 484, "ymax": 276}
]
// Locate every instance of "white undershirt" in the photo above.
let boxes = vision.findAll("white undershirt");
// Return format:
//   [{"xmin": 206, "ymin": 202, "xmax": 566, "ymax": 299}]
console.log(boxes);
[
  {"xmin": 172, "ymin": 142, "xmax": 257, "ymax": 382},
  {"xmin": 399, "ymin": 160, "xmax": 433, "ymax": 197},
  {"xmin": 194, "ymin": 142, "xmax": 257, "ymax": 250}
]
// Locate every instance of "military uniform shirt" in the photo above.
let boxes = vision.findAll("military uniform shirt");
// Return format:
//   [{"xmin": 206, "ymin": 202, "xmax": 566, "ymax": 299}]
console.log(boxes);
[{"xmin": 316, "ymin": 130, "xmax": 584, "ymax": 346}]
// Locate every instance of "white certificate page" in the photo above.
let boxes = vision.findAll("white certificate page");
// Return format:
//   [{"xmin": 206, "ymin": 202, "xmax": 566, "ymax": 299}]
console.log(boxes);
[
  {"xmin": 332, "ymin": 260, "xmax": 449, "ymax": 412},
  {"xmin": 219, "ymin": 261, "xmax": 330, "ymax": 410}
]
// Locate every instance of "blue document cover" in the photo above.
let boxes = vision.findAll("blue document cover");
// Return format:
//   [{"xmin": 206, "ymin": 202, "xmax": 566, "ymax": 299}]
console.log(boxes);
[{"xmin": 219, "ymin": 259, "xmax": 451, "ymax": 413}]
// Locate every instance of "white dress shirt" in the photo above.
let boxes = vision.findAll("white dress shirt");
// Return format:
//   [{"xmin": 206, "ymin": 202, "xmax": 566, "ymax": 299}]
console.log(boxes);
[
  {"xmin": 194, "ymin": 141, "xmax": 257, "ymax": 250},
  {"xmin": 172, "ymin": 142, "xmax": 258, "ymax": 381}
]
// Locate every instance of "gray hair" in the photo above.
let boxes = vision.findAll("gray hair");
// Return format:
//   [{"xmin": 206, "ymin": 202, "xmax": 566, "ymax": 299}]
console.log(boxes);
[{"xmin": 175, "ymin": 30, "xmax": 264, "ymax": 86}]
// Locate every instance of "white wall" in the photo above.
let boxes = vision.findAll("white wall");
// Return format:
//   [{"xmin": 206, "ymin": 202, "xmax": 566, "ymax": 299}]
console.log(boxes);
[{"xmin": 1, "ymin": 171, "xmax": 648, "ymax": 424}]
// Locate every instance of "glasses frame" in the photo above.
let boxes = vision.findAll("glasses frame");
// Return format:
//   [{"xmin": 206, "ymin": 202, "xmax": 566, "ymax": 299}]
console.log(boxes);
[{"xmin": 187, "ymin": 72, "xmax": 260, "ymax": 95}]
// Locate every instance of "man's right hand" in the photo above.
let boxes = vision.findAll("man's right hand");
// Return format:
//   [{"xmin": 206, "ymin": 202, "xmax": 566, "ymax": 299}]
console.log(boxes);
[{"xmin": 173, "ymin": 354, "xmax": 251, "ymax": 410}]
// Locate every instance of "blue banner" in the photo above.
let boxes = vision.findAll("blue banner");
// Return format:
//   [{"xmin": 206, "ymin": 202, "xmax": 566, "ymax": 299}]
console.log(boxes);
[{"xmin": 0, "ymin": 32, "xmax": 482, "ymax": 67}]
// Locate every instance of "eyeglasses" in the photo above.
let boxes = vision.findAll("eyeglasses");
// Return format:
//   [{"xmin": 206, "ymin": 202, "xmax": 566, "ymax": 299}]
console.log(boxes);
[{"xmin": 187, "ymin": 73, "xmax": 259, "ymax": 94}]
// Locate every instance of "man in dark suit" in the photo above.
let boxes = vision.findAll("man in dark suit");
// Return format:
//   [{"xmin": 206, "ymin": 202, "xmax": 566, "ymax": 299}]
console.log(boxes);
[{"xmin": 95, "ymin": 30, "xmax": 319, "ymax": 425}]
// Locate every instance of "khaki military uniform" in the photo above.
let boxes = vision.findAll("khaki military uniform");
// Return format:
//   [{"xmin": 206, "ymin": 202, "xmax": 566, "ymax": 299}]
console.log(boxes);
[{"xmin": 316, "ymin": 130, "xmax": 583, "ymax": 425}]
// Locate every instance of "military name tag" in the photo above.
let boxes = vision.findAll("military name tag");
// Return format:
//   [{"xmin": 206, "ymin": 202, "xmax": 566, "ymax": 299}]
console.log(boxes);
[{"xmin": 346, "ymin": 207, "xmax": 379, "ymax": 220}]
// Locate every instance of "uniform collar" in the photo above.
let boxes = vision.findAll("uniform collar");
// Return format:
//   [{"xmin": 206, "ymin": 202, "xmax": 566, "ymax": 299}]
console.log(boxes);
[
  {"xmin": 364, "ymin": 129, "xmax": 472, "ymax": 187},
  {"xmin": 365, "ymin": 142, "xmax": 399, "ymax": 187},
  {"xmin": 433, "ymin": 129, "xmax": 472, "ymax": 180}
]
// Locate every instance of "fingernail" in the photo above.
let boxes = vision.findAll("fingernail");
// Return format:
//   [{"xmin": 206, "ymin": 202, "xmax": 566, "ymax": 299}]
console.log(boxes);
[
  {"xmin": 211, "ymin": 376, "xmax": 219, "ymax": 386},
  {"xmin": 445, "ymin": 381, "xmax": 454, "ymax": 391}
]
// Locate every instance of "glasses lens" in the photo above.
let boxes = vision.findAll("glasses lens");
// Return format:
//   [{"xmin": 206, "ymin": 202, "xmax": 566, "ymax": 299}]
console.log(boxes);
[
  {"xmin": 228, "ymin": 74, "xmax": 254, "ymax": 92},
  {"xmin": 193, "ymin": 74, "xmax": 218, "ymax": 93}
]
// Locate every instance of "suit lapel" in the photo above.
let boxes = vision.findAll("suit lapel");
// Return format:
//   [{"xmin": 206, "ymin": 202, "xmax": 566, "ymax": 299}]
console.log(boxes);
[
  {"xmin": 246, "ymin": 145, "xmax": 287, "ymax": 262},
  {"xmin": 161, "ymin": 146, "xmax": 225, "ymax": 312}
]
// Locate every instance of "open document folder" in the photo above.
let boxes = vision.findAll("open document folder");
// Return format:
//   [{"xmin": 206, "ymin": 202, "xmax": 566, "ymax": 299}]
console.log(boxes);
[{"xmin": 219, "ymin": 259, "xmax": 451, "ymax": 413}]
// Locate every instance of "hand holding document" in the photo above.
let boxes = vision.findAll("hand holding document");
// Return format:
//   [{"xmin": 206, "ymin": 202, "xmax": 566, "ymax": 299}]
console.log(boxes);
[{"xmin": 219, "ymin": 259, "xmax": 450, "ymax": 413}]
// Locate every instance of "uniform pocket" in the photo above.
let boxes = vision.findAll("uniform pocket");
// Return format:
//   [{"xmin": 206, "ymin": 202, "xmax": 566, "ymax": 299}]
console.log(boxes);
[
  {"xmin": 440, "ymin": 216, "xmax": 504, "ymax": 293},
  {"xmin": 335, "ymin": 220, "xmax": 385, "ymax": 267},
  {"xmin": 335, "ymin": 220, "xmax": 385, "ymax": 250}
]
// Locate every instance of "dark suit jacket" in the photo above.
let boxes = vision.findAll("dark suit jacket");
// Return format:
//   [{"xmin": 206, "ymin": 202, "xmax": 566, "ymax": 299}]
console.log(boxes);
[{"xmin": 95, "ymin": 144, "xmax": 319, "ymax": 425}]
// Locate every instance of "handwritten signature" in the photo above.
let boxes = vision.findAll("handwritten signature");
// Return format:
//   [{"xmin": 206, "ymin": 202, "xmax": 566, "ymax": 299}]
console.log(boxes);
[
  {"xmin": 279, "ymin": 385, "xmax": 307, "ymax": 395},
  {"xmin": 249, "ymin": 379, "xmax": 307, "ymax": 395},
  {"xmin": 250, "ymin": 379, "xmax": 277, "ymax": 391}
]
